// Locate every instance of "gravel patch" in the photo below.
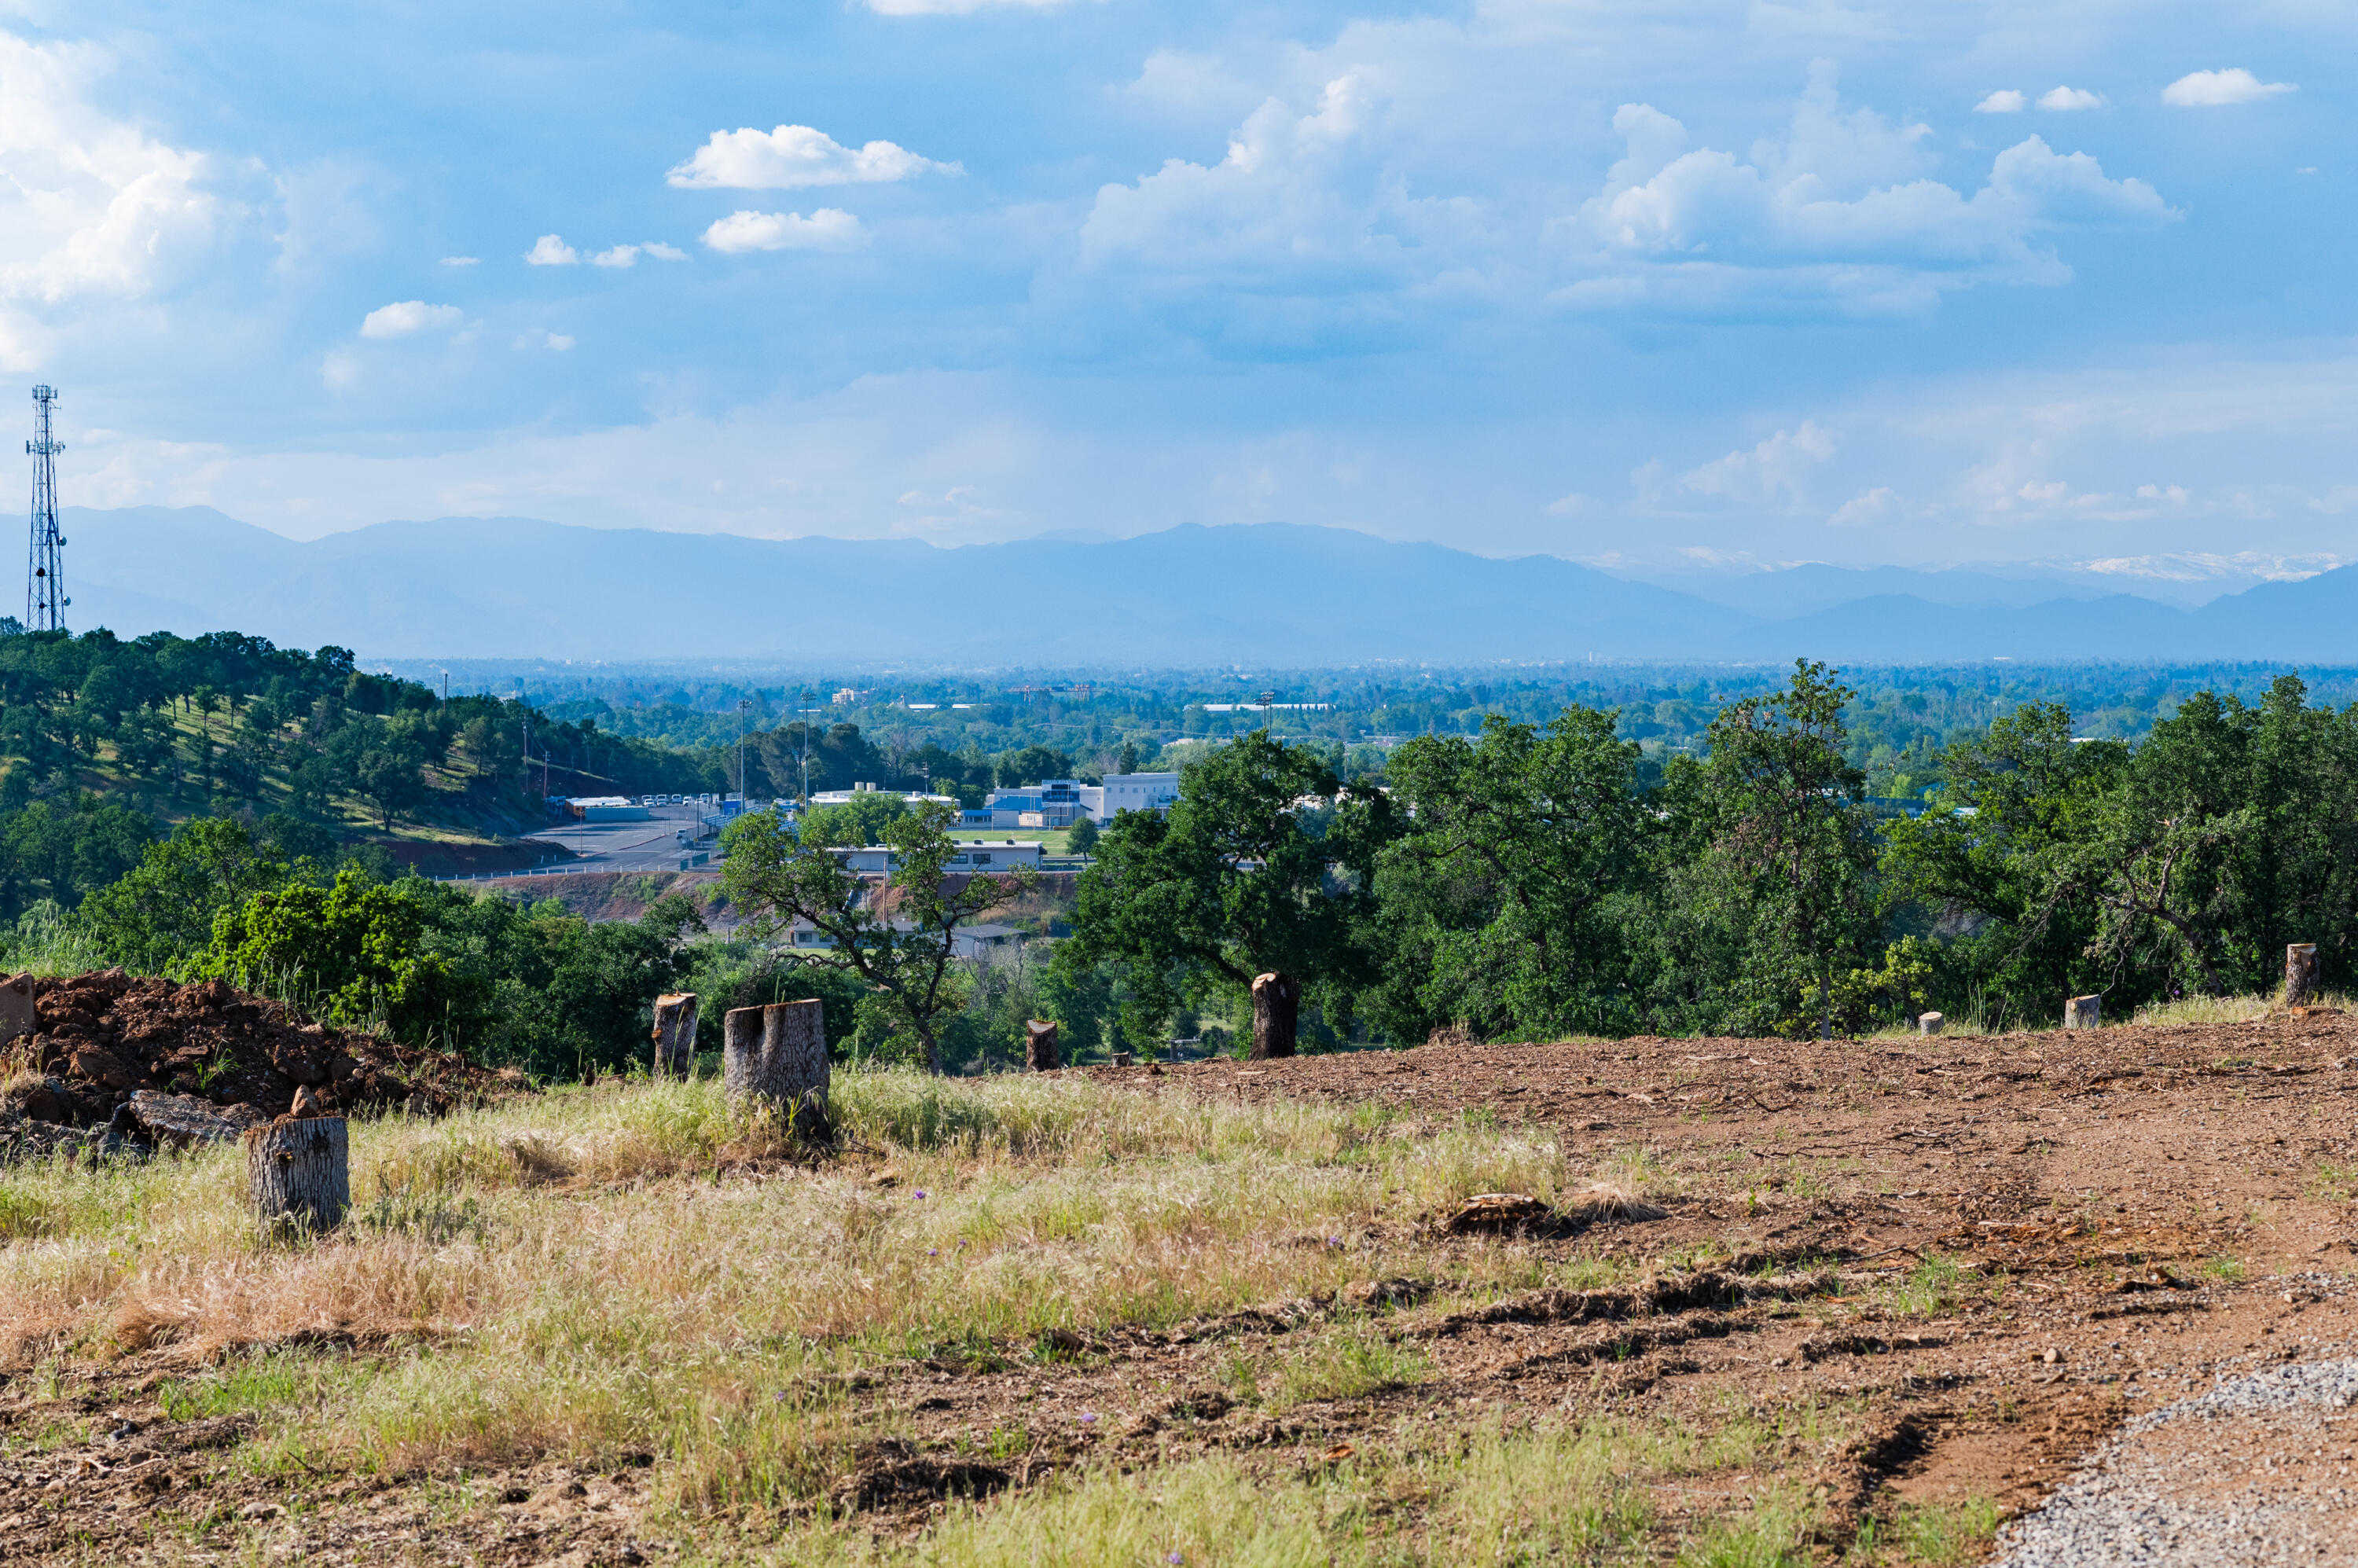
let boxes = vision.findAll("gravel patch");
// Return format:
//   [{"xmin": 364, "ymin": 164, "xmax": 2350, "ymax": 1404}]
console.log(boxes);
[{"xmin": 1995, "ymin": 1287, "xmax": 2358, "ymax": 1567}]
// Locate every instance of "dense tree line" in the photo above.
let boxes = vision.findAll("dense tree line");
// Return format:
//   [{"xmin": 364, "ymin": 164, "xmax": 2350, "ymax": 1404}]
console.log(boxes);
[
  {"xmin": 2, "ymin": 810, "xmax": 850, "ymax": 1081},
  {"xmin": 1057, "ymin": 665, "xmax": 2358, "ymax": 1052},
  {"xmin": 20, "ymin": 625, "xmax": 2358, "ymax": 1078}
]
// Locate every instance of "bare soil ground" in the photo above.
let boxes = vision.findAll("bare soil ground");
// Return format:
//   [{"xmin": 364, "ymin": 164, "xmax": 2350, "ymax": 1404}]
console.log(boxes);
[{"xmin": 4, "ymin": 1016, "xmax": 2356, "ymax": 1564}]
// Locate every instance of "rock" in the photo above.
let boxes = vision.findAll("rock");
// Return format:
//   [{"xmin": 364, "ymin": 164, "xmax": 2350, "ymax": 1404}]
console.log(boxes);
[
  {"xmin": 289, "ymin": 1085, "xmax": 325, "ymax": 1118},
  {"xmin": 121, "ymin": 1089, "xmax": 266, "ymax": 1148},
  {"xmin": 67, "ymin": 1045, "xmax": 138, "ymax": 1091}
]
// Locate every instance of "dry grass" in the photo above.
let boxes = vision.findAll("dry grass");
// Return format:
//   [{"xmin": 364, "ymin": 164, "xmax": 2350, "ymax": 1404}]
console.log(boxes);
[
  {"xmin": 0, "ymin": 1067, "xmax": 1963, "ymax": 1563},
  {"xmin": 2128, "ymin": 989, "xmax": 2352, "ymax": 1027},
  {"xmin": 0, "ymin": 1070, "xmax": 1603, "ymax": 1486},
  {"xmin": 663, "ymin": 1404, "xmax": 1857, "ymax": 1567}
]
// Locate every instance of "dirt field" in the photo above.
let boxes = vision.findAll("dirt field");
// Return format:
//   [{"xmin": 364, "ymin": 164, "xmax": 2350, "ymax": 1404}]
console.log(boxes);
[{"xmin": 3, "ymin": 1015, "xmax": 2355, "ymax": 1564}]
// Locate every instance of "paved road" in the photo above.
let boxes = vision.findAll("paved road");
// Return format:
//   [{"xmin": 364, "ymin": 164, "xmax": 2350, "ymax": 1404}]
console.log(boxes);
[{"xmin": 438, "ymin": 800, "xmax": 726, "ymax": 883}]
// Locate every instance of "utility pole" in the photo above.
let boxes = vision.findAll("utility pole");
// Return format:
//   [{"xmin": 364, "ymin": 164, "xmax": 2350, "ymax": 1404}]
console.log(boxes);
[
  {"xmin": 737, "ymin": 696, "xmax": 753, "ymax": 800},
  {"xmin": 25, "ymin": 384, "xmax": 64, "ymax": 632},
  {"xmin": 799, "ymin": 689, "xmax": 817, "ymax": 806}
]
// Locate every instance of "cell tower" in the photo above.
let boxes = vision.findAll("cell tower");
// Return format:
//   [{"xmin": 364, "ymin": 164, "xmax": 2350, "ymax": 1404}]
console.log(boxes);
[{"xmin": 25, "ymin": 384, "xmax": 64, "ymax": 633}]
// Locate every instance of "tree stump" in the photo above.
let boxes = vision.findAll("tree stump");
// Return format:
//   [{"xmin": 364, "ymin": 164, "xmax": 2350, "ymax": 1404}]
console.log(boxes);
[
  {"xmin": 244, "ymin": 1115, "xmax": 349, "ymax": 1233},
  {"xmin": 652, "ymin": 992, "xmax": 700, "ymax": 1078},
  {"xmin": 0, "ymin": 971, "xmax": 32, "ymax": 1048},
  {"xmin": 1251, "ymin": 972, "xmax": 1299, "ymax": 1060},
  {"xmin": 724, "ymin": 1000, "xmax": 831, "ymax": 1144},
  {"xmin": 2063, "ymin": 994, "xmax": 2101, "ymax": 1030},
  {"xmin": 2286, "ymin": 944, "xmax": 2319, "ymax": 1008},
  {"xmin": 1917, "ymin": 1012, "xmax": 1945, "ymax": 1036},
  {"xmin": 1024, "ymin": 1019, "xmax": 1060, "ymax": 1071}
]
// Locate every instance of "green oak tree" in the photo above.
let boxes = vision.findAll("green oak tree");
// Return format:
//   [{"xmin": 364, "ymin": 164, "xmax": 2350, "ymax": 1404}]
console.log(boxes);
[
  {"xmin": 1060, "ymin": 732, "xmax": 1395, "ymax": 1059},
  {"xmin": 721, "ymin": 800, "xmax": 1032, "ymax": 1073}
]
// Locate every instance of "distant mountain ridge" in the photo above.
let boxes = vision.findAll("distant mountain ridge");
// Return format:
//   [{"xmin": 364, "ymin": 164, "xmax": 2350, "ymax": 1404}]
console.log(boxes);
[{"xmin": 48, "ymin": 507, "xmax": 2358, "ymax": 666}]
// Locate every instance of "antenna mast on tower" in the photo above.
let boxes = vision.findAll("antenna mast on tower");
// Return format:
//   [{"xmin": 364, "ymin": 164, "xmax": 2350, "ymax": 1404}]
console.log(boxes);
[{"xmin": 25, "ymin": 384, "xmax": 64, "ymax": 633}]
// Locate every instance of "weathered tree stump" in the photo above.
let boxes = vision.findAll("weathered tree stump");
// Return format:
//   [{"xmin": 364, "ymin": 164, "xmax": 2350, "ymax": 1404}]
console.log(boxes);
[
  {"xmin": 1251, "ymin": 972, "xmax": 1299, "ymax": 1060},
  {"xmin": 244, "ymin": 1115, "xmax": 349, "ymax": 1233},
  {"xmin": 1024, "ymin": 1019, "xmax": 1060, "ymax": 1071},
  {"xmin": 2063, "ymin": 994, "xmax": 2101, "ymax": 1030},
  {"xmin": 652, "ymin": 992, "xmax": 700, "ymax": 1078},
  {"xmin": 2286, "ymin": 944, "xmax": 2319, "ymax": 1008},
  {"xmin": 0, "ymin": 971, "xmax": 32, "ymax": 1048},
  {"xmin": 724, "ymin": 1000, "xmax": 831, "ymax": 1143},
  {"xmin": 1917, "ymin": 1012, "xmax": 1945, "ymax": 1036}
]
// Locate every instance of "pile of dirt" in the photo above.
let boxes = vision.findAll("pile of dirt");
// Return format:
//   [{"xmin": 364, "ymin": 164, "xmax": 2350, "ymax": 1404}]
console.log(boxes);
[{"xmin": 1, "ymin": 968, "xmax": 516, "ymax": 1157}]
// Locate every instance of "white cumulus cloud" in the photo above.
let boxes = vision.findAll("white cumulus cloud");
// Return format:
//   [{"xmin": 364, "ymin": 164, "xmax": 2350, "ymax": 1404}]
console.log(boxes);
[
  {"xmin": 1080, "ymin": 72, "xmax": 1408, "ymax": 278},
  {"xmin": 0, "ymin": 35, "xmax": 222, "ymax": 368},
  {"xmin": 592, "ymin": 244, "xmax": 640, "ymax": 268},
  {"xmin": 700, "ymin": 208, "xmax": 865, "ymax": 254},
  {"xmin": 524, "ymin": 233, "xmax": 578, "ymax": 266},
  {"xmin": 358, "ymin": 300, "xmax": 463, "ymax": 339},
  {"xmin": 1974, "ymin": 90, "xmax": 2026, "ymax": 114},
  {"xmin": 1828, "ymin": 486, "xmax": 1900, "ymax": 527},
  {"xmin": 1563, "ymin": 66, "xmax": 2176, "ymax": 314},
  {"xmin": 1680, "ymin": 421, "xmax": 1838, "ymax": 506},
  {"xmin": 439, "ymin": 255, "xmax": 479, "ymax": 266},
  {"xmin": 643, "ymin": 242, "xmax": 689, "ymax": 262},
  {"xmin": 667, "ymin": 125, "xmax": 957, "ymax": 189},
  {"xmin": 2039, "ymin": 86, "xmax": 2106, "ymax": 112},
  {"xmin": 2163, "ymin": 68, "xmax": 2296, "ymax": 108}
]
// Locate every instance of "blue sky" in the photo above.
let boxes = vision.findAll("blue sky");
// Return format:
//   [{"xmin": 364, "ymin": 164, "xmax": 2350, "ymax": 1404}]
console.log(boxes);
[{"xmin": 9, "ymin": 0, "xmax": 2354, "ymax": 578}]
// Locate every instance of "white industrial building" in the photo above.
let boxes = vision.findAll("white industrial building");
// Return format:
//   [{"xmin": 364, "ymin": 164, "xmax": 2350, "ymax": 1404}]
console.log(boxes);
[
  {"xmin": 810, "ymin": 782, "xmax": 960, "ymax": 810},
  {"xmin": 1099, "ymin": 771, "xmax": 1181, "ymax": 818},
  {"xmin": 957, "ymin": 773, "xmax": 1181, "ymax": 829}
]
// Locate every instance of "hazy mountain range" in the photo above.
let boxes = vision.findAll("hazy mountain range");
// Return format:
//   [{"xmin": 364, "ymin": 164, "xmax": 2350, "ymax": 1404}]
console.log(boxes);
[{"xmin": 45, "ymin": 506, "xmax": 2358, "ymax": 667}]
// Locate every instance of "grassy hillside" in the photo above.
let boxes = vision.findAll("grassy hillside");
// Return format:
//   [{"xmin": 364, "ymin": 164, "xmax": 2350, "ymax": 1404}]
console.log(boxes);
[{"xmin": 0, "ymin": 627, "xmax": 729, "ymax": 912}]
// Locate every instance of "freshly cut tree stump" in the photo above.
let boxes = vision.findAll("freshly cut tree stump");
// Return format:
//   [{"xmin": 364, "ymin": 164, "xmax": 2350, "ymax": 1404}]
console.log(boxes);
[
  {"xmin": 1024, "ymin": 1019, "xmax": 1060, "ymax": 1071},
  {"xmin": 724, "ymin": 1000, "xmax": 832, "ymax": 1144},
  {"xmin": 244, "ymin": 1115, "xmax": 349, "ymax": 1233},
  {"xmin": 1251, "ymin": 972, "xmax": 1299, "ymax": 1060},
  {"xmin": 2063, "ymin": 994, "xmax": 2101, "ymax": 1030},
  {"xmin": 1917, "ymin": 1012, "xmax": 1945, "ymax": 1036},
  {"xmin": 2286, "ymin": 944, "xmax": 2319, "ymax": 1008},
  {"xmin": 652, "ymin": 992, "xmax": 700, "ymax": 1078}
]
